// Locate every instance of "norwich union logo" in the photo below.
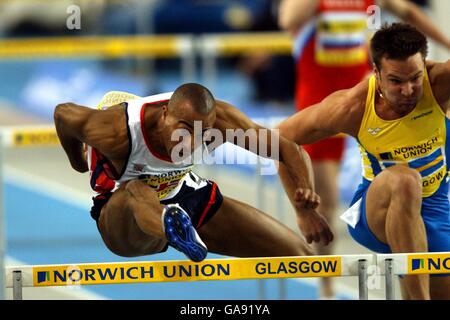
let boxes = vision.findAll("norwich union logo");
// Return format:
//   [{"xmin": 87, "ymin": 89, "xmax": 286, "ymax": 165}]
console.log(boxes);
[
  {"xmin": 408, "ymin": 254, "xmax": 450, "ymax": 274},
  {"xmin": 411, "ymin": 258, "xmax": 424, "ymax": 271},
  {"xmin": 37, "ymin": 271, "xmax": 50, "ymax": 283}
]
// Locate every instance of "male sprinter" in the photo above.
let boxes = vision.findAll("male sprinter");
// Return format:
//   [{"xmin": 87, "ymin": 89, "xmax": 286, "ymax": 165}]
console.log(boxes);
[
  {"xmin": 54, "ymin": 83, "xmax": 333, "ymax": 263},
  {"xmin": 278, "ymin": 0, "xmax": 450, "ymax": 298},
  {"xmin": 277, "ymin": 23, "xmax": 450, "ymax": 299}
]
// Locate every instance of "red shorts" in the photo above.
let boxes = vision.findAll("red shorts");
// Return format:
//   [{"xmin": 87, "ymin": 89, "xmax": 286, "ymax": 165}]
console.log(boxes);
[{"xmin": 303, "ymin": 136, "xmax": 345, "ymax": 161}]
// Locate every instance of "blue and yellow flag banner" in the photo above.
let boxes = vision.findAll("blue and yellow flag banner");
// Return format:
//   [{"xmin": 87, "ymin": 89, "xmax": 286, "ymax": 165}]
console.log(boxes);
[{"xmin": 33, "ymin": 256, "xmax": 341, "ymax": 287}]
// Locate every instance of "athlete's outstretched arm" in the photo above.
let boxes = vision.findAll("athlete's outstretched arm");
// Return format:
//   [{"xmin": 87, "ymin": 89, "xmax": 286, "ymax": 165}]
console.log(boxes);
[
  {"xmin": 54, "ymin": 102, "xmax": 127, "ymax": 172},
  {"xmin": 277, "ymin": 145, "xmax": 336, "ymax": 245},
  {"xmin": 214, "ymin": 99, "xmax": 316, "ymax": 195},
  {"xmin": 54, "ymin": 103, "xmax": 92, "ymax": 172},
  {"xmin": 278, "ymin": 84, "xmax": 365, "ymax": 144},
  {"xmin": 275, "ymin": 86, "xmax": 365, "ymax": 244},
  {"xmin": 214, "ymin": 100, "xmax": 334, "ymax": 245}
]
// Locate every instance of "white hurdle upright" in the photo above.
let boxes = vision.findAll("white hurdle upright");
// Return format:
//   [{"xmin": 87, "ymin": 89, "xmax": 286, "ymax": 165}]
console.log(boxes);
[{"xmin": 5, "ymin": 254, "xmax": 373, "ymax": 300}]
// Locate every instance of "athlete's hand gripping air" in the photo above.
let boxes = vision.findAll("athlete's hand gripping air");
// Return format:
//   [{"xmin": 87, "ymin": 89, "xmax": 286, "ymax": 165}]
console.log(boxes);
[{"xmin": 293, "ymin": 188, "xmax": 333, "ymax": 246}]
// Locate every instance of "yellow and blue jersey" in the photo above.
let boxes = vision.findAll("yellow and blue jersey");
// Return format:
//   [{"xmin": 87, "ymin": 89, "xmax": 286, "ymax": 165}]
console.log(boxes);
[{"xmin": 357, "ymin": 70, "xmax": 448, "ymax": 198}]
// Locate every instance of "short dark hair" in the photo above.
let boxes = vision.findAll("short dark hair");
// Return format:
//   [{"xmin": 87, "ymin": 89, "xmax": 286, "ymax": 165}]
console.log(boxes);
[
  {"xmin": 169, "ymin": 83, "xmax": 215, "ymax": 115},
  {"xmin": 370, "ymin": 23, "xmax": 428, "ymax": 70}
]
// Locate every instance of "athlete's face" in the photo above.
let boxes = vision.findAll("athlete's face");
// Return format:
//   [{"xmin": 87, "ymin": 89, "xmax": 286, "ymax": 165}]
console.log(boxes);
[
  {"xmin": 162, "ymin": 101, "xmax": 216, "ymax": 162},
  {"xmin": 375, "ymin": 53, "xmax": 425, "ymax": 116}
]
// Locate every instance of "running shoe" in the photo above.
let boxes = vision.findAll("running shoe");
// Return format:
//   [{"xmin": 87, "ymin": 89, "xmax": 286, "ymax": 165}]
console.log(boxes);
[{"xmin": 162, "ymin": 204, "xmax": 208, "ymax": 262}]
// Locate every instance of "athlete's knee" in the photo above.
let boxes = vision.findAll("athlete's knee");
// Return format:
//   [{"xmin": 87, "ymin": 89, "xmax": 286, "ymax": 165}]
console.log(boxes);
[
  {"xmin": 125, "ymin": 179, "xmax": 148, "ymax": 194},
  {"xmin": 125, "ymin": 179, "xmax": 159, "ymax": 202},
  {"xmin": 387, "ymin": 166, "xmax": 422, "ymax": 198},
  {"xmin": 298, "ymin": 240, "xmax": 314, "ymax": 256},
  {"xmin": 98, "ymin": 226, "xmax": 138, "ymax": 258},
  {"xmin": 286, "ymin": 237, "xmax": 314, "ymax": 256}
]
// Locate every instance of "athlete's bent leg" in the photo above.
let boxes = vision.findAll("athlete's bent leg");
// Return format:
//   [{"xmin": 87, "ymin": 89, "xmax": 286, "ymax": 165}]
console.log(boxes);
[
  {"xmin": 365, "ymin": 166, "xmax": 429, "ymax": 300},
  {"xmin": 98, "ymin": 180, "xmax": 167, "ymax": 257},
  {"xmin": 99, "ymin": 180, "xmax": 207, "ymax": 261}
]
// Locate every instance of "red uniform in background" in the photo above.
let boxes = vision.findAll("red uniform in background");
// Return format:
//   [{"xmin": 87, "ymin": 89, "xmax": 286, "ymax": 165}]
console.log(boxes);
[{"xmin": 294, "ymin": 0, "xmax": 374, "ymax": 160}]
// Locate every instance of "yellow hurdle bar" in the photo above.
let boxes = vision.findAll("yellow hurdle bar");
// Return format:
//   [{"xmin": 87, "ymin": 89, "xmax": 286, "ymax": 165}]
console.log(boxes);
[
  {"xmin": 377, "ymin": 251, "xmax": 450, "ymax": 276},
  {"xmin": 377, "ymin": 252, "xmax": 450, "ymax": 300},
  {"xmin": 5, "ymin": 255, "xmax": 372, "ymax": 288},
  {"xmin": 0, "ymin": 125, "xmax": 59, "ymax": 148},
  {"xmin": 0, "ymin": 35, "xmax": 190, "ymax": 59},
  {"xmin": 200, "ymin": 32, "xmax": 293, "ymax": 56},
  {"xmin": 0, "ymin": 32, "xmax": 293, "ymax": 60}
]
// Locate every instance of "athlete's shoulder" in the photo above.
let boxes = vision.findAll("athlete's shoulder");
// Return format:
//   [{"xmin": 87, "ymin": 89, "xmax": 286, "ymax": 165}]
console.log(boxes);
[
  {"xmin": 124, "ymin": 92, "xmax": 173, "ymax": 114},
  {"xmin": 426, "ymin": 60, "xmax": 450, "ymax": 84},
  {"xmin": 213, "ymin": 99, "xmax": 255, "ymax": 130},
  {"xmin": 330, "ymin": 77, "xmax": 370, "ymax": 115},
  {"xmin": 426, "ymin": 60, "xmax": 450, "ymax": 109},
  {"xmin": 327, "ymin": 77, "xmax": 370, "ymax": 137},
  {"xmin": 348, "ymin": 76, "xmax": 371, "ymax": 100}
]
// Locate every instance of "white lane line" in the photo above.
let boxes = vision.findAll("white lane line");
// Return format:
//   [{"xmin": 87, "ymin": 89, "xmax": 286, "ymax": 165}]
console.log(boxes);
[{"xmin": 4, "ymin": 165, "xmax": 92, "ymax": 210}]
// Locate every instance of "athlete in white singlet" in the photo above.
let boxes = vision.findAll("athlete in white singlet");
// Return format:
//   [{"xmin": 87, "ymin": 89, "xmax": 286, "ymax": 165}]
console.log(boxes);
[{"xmin": 55, "ymin": 83, "xmax": 333, "ymax": 262}]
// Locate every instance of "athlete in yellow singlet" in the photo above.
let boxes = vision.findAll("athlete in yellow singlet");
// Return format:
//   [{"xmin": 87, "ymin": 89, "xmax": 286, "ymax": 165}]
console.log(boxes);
[{"xmin": 277, "ymin": 23, "xmax": 450, "ymax": 300}]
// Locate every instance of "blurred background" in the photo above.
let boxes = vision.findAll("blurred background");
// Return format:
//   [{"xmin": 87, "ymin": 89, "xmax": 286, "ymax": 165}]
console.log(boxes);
[{"xmin": 0, "ymin": 0, "xmax": 449, "ymax": 300}]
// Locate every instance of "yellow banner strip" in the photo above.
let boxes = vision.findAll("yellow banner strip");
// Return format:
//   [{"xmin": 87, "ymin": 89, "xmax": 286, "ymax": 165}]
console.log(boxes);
[
  {"xmin": 0, "ymin": 35, "xmax": 181, "ymax": 59},
  {"xmin": 212, "ymin": 33, "xmax": 292, "ymax": 55},
  {"xmin": 32, "ymin": 256, "xmax": 341, "ymax": 287},
  {"xmin": 407, "ymin": 253, "xmax": 450, "ymax": 275},
  {"xmin": 11, "ymin": 128, "xmax": 60, "ymax": 147},
  {"xmin": 0, "ymin": 33, "xmax": 295, "ymax": 59}
]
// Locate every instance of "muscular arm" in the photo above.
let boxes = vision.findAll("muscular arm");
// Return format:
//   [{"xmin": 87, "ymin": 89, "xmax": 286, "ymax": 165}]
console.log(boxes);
[
  {"xmin": 277, "ymin": 86, "xmax": 364, "ymax": 144},
  {"xmin": 380, "ymin": 0, "xmax": 450, "ymax": 50},
  {"xmin": 54, "ymin": 102, "xmax": 128, "ymax": 173},
  {"xmin": 278, "ymin": 0, "xmax": 319, "ymax": 34},
  {"xmin": 427, "ymin": 60, "xmax": 450, "ymax": 112},
  {"xmin": 214, "ymin": 100, "xmax": 316, "ymax": 196},
  {"xmin": 276, "ymin": 85, "xmax": 365, "ymax": 244}
]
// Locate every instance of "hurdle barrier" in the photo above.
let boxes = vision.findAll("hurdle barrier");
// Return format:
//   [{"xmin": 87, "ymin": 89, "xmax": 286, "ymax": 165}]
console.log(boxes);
[
  {"xmin": 0, "ymin": 32, "xmax": 292, "ymax": 60},
  {"xmin": 5, "ymin": 254, "xmax": 372, "ymax": 300},
  {"xmin": 5, "ymin": 252, "xmax": 450, "ymax": 300}
]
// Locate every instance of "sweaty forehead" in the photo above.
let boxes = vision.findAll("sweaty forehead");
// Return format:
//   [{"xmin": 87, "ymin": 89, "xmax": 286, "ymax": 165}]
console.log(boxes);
[
  {"xmin": 380, "ymin": 54, "xmax": 424, "ymax": 77},
  {"xmin": 170, "ymin": 102, "xmax": 215, "ymax": 124},
  {"xmin": 168, "ymin": 99, "xmax": 193, "ymax": 115}
]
